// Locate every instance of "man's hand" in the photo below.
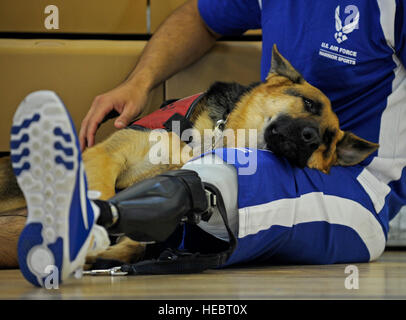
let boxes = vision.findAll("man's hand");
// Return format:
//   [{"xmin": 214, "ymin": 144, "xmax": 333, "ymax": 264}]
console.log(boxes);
[
  {"xmin": 79, "ymin": 0, "xmax": 218, "ymax": 151},
  {"xmin": 79, "ymin": 82, "xmax": 148, "ymax": 151}
]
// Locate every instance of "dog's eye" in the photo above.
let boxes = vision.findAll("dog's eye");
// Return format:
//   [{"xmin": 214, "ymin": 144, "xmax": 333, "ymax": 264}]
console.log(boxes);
[
  {"xmin": 303, "ymin": 98, "xmax": 314, "ymax": 110},
  {"xmin": 303, "ymin": 98, "xmax": 320, "ymax": 115}
]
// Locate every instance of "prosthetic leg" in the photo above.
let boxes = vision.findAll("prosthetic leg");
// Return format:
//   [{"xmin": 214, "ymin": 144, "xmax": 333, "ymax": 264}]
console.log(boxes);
[
  {"xmin": 95, "ymin": 170, "xmax": 215, "ymax": 242},
  {"xmin": 92, "ymin": 169, "xmax": 236, "ymax": 275}
]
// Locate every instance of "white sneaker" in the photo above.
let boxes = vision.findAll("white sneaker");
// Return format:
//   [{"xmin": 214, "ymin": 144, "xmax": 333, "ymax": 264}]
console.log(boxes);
[{"xmin": 11, "ymin": 90, "xmax": 95, "ymax": 287}]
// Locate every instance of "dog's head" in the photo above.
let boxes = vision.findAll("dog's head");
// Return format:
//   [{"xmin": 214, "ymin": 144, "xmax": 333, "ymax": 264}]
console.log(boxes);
[{"xmin": 238, "ymin": 45, "xmax": 378, "ymax": 173}]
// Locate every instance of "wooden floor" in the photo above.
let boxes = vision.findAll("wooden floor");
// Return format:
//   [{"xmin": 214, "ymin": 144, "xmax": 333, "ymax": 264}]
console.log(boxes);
[{"xmin": 0, "ymin": 250, "xmax": 405, "ymax": 300}]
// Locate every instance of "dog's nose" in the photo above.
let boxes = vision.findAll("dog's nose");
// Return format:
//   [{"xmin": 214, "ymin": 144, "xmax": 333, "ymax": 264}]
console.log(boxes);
[{"xmin": 301, "ymin": 127, "xmax": 320, "ymax": 147}]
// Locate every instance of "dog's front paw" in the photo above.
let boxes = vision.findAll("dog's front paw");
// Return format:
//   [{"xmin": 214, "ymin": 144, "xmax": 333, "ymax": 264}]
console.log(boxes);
[{"xmin": 85, "ymin": 236, "xmax": 146, "ymax": 270}]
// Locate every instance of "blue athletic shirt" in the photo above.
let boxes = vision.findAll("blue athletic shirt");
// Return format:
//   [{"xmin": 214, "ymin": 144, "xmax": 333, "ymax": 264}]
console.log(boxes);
[{"xmin": 198, "ymin": 0, "xmax": 406, "ymax": 220}]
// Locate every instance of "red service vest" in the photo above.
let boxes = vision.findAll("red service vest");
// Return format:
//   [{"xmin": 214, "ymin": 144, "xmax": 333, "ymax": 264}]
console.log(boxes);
[{"xmin": 130, "ymin": 93, "xmax": 203, "ymax": 131}]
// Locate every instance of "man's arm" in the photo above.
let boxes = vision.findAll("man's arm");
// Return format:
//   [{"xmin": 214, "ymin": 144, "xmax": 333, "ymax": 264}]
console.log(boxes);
[
  {"xmin": 126, "ymin": 0, "xmax": 221, "ymax": 94},
  {"xmin": 79, "ymin": 0, "xmax": 220, "ymax": 150}
]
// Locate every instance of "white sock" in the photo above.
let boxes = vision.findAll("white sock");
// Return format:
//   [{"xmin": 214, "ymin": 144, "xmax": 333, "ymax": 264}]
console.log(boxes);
[{"xmin": 86, "ymin": 194, "xmax": 111, "ymax": 256}]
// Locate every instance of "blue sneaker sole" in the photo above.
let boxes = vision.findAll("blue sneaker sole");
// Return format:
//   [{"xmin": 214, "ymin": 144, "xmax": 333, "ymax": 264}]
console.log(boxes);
[{"xmin": 11, "ymin": 91, "xmax": 82, "ymax": 287}]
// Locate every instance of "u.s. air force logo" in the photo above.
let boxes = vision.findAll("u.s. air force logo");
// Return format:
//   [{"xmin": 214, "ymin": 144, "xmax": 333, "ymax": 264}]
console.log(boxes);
[
  {"xmin": 318, "ymin": 5, "xmax": 359, "ymax": 65},
  {"xmin": 334, "ymin": 5, "xmax": 360, "ymax": 44}
]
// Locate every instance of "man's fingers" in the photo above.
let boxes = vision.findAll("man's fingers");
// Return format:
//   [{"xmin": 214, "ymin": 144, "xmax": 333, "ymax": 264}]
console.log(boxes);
[
  {"xmin": 114, "ymin": 104, "xmax": 137, "ymax": 129},
  {"xmin": 86, "ymin": 109, "xmax": 112, "ymax": 148},
  {"xmin": 86, "ymin": 119, "xmax": 100, "ymax": 148},
  {"xmin": 79, "ymin": 131, "xmax": 87, "ymax": 152},
  {"xmin": 80, "ymin": 115, "xmax": 94, "ymax": 150},
  {"xmin": 81, "ymin": 87, "xmax": 144, "ymax": 150},
  {"xmin": 79, "ymin": 96, "xmax": 102, "ymax": 150},
  {"xmin": 81, "ymin": 97, "xmax": 114, "ymax": 149},
  {"xmin": 79, "ymin": 114, "xmax": 91, "ymax": 151}
]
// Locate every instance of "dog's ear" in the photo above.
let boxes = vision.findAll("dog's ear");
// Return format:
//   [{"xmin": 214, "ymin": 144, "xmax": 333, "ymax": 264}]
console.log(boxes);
[
  {"xmin": 267, "ymin": 44, "xmax": 303, "ymax": 83},
  {"xmin": 335, "ymin": 131, "xmax": 379, "ymax": 166}
]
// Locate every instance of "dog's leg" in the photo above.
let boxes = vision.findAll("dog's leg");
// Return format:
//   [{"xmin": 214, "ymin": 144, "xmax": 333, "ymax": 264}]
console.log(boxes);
[
  {"xmin": 0, "ymin": 208, "xmax": 27, "ymax": 268},
  {"xmin": 84, "ymin": 129, "xmax": 193, "ymax": 193},
  {"xmin": 86, "ymin": 236, "xmax": 146, "ymax": 266},
  {"xmin": 0, "ymin": 157, "xmax": 26, "ymax": 212},
  {"xmin": 0, "ymin": 157, "xmax": 29, "ymax": 268},
  {"xmin": 82, "ymin": 144, "xmax": 123, "ymax": 200},
  {"xmin": 87, "ymin": 130, "xmax": 193, "ymax": 265},
  {"xmin": 115, "ymin": 130, "xmax": 192, "ymax": 189},
  {"xmin": 82, "ymin": 129, "xmax": 172, "ymax": 200},
  {"xmin": 81, "ymin": 131, "xmax": 146, "ymax": 266}
]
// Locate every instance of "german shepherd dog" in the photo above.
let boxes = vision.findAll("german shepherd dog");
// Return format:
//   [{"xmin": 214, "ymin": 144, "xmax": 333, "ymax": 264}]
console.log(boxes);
[{"xmin": 0, "ymin": 45, "xmax": 378, "ymax": 268}]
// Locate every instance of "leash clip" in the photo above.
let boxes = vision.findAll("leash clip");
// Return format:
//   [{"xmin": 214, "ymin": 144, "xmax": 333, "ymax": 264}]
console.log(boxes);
[
  {"xmin": 212, "ymin": 119, "xmax": 227, "ymax": 149},
  {"xmin": 83, "ymin": 266, "xmax": 128, "ymax": 276},
  {"xmin": 215, "ymin": 119, "xmax": 226, "ymax": 131}
]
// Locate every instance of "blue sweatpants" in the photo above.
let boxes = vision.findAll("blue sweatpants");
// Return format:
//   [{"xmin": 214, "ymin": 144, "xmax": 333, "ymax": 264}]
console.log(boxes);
[{"xmin": 182, "ymin": 148, "xmax": 389, "ymax": 266}]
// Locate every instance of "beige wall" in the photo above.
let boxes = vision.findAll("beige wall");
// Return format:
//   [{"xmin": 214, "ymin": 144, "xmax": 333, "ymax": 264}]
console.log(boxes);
[
  {"xmin": 0, "ymin": 0, "xmax": 147, "ymax": 34},
  {"xmin": 0, "ymin": 39, "xmax": 164, "ymax": 150},
  {"xmin": 165, "ymin": 41, "xmax": 262, "ymax": 99},
  {"xmin": 0, "ymin": 0, "xmax": 261, "ymax": 35},
  {"xmin": 150, "ymin": 0, "xmax": 188, "ymax": 32}
]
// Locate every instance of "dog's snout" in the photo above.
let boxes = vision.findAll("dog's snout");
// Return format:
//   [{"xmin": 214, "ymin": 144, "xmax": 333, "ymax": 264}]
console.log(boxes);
[{"xmin": 301, "ymin": 127, "xmax": 320, "ymax": 147}]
